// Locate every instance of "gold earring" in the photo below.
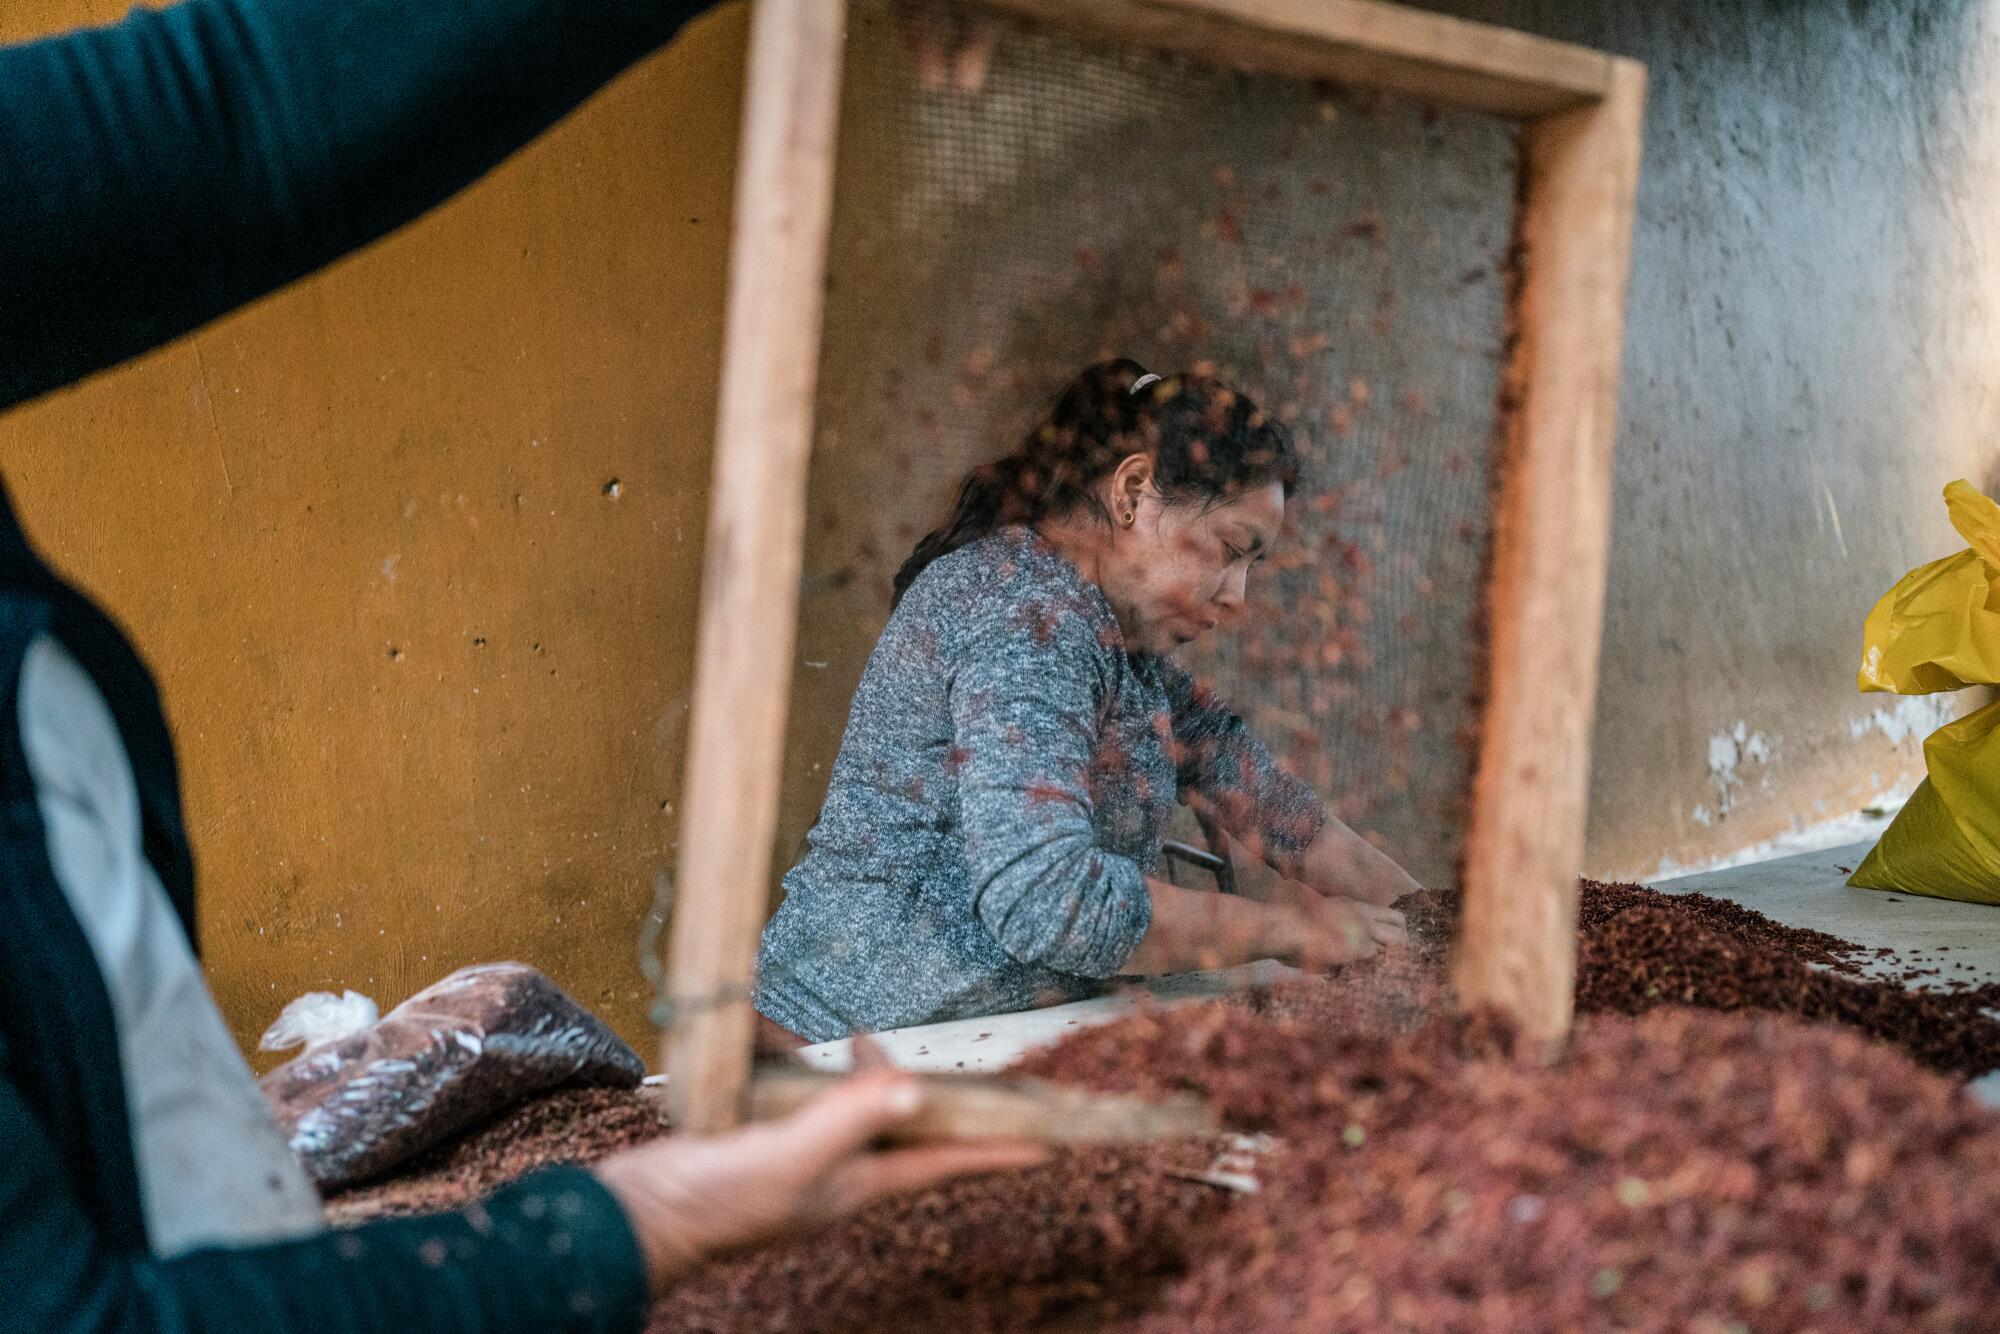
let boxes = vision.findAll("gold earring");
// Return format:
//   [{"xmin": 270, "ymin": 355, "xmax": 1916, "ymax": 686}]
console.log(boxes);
[{"xmin": 1121, "ymin": 510, "xmax": 1136, "ymax": 527}]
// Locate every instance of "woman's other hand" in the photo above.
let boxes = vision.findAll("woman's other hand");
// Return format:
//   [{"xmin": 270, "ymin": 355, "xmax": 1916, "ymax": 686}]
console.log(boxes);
[{"xmin": 594, "ymin": 1072, "xmax": 1044, "ymax": 1295}]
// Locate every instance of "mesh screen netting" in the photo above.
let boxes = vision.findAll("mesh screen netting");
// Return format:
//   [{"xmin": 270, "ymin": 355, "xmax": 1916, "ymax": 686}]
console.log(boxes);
[{"xmin": 783, "ymin": 1, "xmax": 1520, "ymax": 890}]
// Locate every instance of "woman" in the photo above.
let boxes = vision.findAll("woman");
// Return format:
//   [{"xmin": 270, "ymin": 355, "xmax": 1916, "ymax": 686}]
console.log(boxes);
[
  {"xmin": 757, "ymin": 360, "xmax": 1422, "ymax": 1044},
  {"xmin": 1, "ymin": 3, "xmax": 1034, "ymax": 1331}
]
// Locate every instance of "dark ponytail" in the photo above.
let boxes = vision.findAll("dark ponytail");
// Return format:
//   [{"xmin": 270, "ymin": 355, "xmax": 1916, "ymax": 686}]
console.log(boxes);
[{"xmin": 892, "ymin": 358, "xmax": 1301, "ymax": 605}]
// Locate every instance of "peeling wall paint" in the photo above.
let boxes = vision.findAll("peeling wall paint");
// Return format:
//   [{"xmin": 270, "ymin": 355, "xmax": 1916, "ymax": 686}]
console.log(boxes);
[
  {"xmin": 1701, "ymin": 721, "xmax": 1775, "ymax": 821},
  {"xmin": 1849, "ymin": 694, "xmax": 1963, "ymax": 747}
]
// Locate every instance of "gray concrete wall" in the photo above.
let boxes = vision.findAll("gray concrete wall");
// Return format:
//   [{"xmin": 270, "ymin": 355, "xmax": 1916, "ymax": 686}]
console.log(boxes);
[{"xmin": 1414, "ymin": 0, "xmax": 2000, "ymax": 878}]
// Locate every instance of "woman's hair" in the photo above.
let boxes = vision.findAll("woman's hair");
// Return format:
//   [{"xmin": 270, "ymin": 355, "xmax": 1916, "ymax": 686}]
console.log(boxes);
[{"xmin": 891, "ymin": 358, "xmax": 1300, "ymax": 605}]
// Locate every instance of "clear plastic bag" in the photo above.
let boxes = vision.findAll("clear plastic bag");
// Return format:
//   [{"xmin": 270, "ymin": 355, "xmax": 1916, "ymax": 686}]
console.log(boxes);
[
  {"xmin": 259, "ymin": 989, "xmax": 380, "ymax": 1054},
  {"xmin": 259, "ymin": 962, "xmax": 646, "ymax": 1191}
]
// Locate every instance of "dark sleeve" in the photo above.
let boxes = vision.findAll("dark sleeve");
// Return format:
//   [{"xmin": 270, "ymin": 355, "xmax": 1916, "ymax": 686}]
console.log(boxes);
[
  {"xmin": 1157, "ymin": 660, "xmax": 1326, "ymax": 866},
  {"xmin": 0, "ymin": 1059, "xmax": 649, "ymax": 1334},
  {"xmin": 0, "ymin": 0, "xmax": 712, "ymax": 411},
  {"xmin": 947, "ymin": 599, "xmax": 1152, "ymax": 977}
]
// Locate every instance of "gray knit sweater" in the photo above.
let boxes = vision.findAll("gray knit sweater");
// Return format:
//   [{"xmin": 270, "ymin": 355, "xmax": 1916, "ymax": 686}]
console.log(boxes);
[{"xmin": 754, "ymin": 528, "xmax": 1326, "ymax": 1041}]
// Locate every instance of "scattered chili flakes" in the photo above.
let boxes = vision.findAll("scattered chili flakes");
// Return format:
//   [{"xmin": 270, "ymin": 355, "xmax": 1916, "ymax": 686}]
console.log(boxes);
[{"xmin": 337, "ymin": 885, "xmax": 2000, "ymax": 1333}]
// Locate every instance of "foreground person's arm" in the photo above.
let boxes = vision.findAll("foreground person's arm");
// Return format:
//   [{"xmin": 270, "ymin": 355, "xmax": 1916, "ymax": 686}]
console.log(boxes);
[
  {"xmin": 1, "ymin": 1050, "xmax": 644, "ymax": 1334},
  {"xmin": 2, "ymin": 1057, "xmax": 1033, "ymax": 1333},
  {"xmin": 0, "ymin": 0, "xmax": 713, "ymax": 410}
]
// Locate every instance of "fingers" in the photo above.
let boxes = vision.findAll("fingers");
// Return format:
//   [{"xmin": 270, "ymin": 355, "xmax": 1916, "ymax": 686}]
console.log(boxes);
[
  {"xmin": 898, "ymin": 7, "xmax": 1000, "ymax": 94},
  {"xmin": 951, "ymin": 16, "xmax": 1002, "ymax": 93},
  {"xmin": 849, "ymin": 1032, "xmax": 897, "ymax": 1073},
  {"xmin": 826, "ymin": 1141, "xmax": 1048, "ymax": 1218},
  {"xmin": 1345, "ymin": 901, "xmax": 1407, "ymax": 941},
  {"xmin": 1336, "ymin": 901, "xmax": 1407, "ymax": 951},
  {"xmin": 1297, "ymin": 920, "xmax": 1377, "ymax": 971},
  {"xmin": 772, "ymin": 1070, "xmax": 925, "ymax": 1175},
  {"xmin": 1310, "ymin": 935, "xmax": 1378, "ymax": 970},
  {"xmin": 1368, "ymin": 905, "xmax": 1410, "ymax": 948}
]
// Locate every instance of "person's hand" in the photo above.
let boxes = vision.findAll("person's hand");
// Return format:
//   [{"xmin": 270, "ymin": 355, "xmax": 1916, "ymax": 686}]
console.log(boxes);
[
  {"xmin": 1259, "ymin": 896, "xmax": 1408, "ymax": 969},
  {"xmin": 594, "ymin": 1071, "xmax": 1044, "ymax": 1294},
  {"xmin": 1211, "ymin": 822, "xmax": 1419, "ymax": 910}
]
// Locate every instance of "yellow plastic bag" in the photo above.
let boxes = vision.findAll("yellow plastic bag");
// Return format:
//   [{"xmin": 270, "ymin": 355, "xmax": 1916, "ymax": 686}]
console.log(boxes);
[
  {"xmin": 1848, "ymin": 697, "xmax": 2000, "ymax": 904},
  {"xmin": 1849, "ymin": 480, "xmax": 2000, "ymax": 901},
  {"xmin": 1857, "ymin": 480, "xmax": 2000, "ymax": 694}
]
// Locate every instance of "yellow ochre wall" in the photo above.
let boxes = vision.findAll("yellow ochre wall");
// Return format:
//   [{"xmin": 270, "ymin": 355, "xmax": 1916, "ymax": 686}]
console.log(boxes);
[{"xmin": 0, "ymin": 0, "xmax": 750, "ymax": 1063}]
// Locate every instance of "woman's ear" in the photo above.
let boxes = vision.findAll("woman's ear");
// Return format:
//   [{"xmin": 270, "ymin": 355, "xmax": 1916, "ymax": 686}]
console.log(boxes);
[{"xmin": 1111, "ymin": 453, "xmax": 1155, "ymax": 516}]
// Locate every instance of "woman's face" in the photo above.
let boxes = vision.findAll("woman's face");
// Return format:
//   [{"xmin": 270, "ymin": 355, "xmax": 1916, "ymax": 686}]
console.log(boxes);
[{"xmin": 1096, "ymin": 465, "xmax": 1287, "ymax": 656}]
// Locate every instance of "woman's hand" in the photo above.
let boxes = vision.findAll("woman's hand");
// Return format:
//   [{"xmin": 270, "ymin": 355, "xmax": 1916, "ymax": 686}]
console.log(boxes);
[
  {"xmin": 594, "ymin": 1072, "xmax": 1044, "ymax": 1295},
  {"xmin": 1259, "ymin": 895, "xmax": 1409, "ymax": 969}
]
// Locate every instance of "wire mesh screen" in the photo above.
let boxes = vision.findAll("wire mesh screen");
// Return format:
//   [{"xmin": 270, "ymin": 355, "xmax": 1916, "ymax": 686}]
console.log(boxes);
[{"xmin": 782, "ymin": 1, "xmax": 1520, "ymax": 891}]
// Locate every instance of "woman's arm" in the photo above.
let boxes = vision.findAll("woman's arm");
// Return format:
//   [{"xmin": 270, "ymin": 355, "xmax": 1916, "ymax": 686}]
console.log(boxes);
[
  {"xmin": 1295, "ymin": 812, "xmax": 1425, "ymax": 906},
  {"xmin": 1158, "ymin": 663, "xmax": 1325, "ymax": 872},
  {"xmin": 0, "ymin": 0, "xmax": 711, "ymax": 411},
  {"xmin": 1213, "ymin": 818, "xmax": 1422, "ymax": 908},
  {"xmin": 948, "ymin": 604, "xmax": 1155, "ymax": 978},
  {"xmin": 1159, "ymin": 663, "xmax": 1423, "ymax": 905}
]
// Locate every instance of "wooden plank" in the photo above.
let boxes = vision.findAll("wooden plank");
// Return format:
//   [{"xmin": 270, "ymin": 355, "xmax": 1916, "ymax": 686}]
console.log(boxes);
[
  {"xmin": 974, "ymin": 0, "xmax": 1616, "ymax": 119},
  {"xmin": 1454, "ymin": 59, "xmax": 1647, "ymax": 1042},
  {"xmin": 661, "ymin": 0, "xmax": 849, "ymax": 1133},
  {"xmin": 739, "ymin": 1067, "xmax": 1221, "ymax": 1144}
]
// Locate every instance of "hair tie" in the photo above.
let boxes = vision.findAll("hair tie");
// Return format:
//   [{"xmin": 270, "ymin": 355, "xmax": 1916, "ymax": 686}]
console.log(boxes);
[{"xmin": 1128, "ymin": 372, "xmax": 1162, "ymax": 396}]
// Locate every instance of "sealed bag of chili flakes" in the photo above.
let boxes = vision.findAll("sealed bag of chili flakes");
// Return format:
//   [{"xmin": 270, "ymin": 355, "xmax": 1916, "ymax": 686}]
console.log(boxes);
[{"xmin": 258, "ymin": 962, "xmax": 646, "ymax": 1192}]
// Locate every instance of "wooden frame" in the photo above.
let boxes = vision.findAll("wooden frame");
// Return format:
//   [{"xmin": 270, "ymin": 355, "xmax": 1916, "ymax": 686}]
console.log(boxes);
[{"xmin": 663, "ymin": 0, "xmax": 1646, "ymax": 1131}]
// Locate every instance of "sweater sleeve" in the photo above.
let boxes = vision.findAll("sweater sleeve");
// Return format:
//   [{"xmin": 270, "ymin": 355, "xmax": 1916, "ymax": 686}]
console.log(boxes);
[
  {"xmin": 0, "ymin": 1056, "xmax": 649, "ymax": 1334},
  {"xmin": 1156, "ymin": 659, "xmax": 1326, "ymax": 865},
  {"xmin": 0, "ymin": 0, "xmax": 711, "ymax": 411},
  {"xmin": 946, "ymin": 596, "xmax": 1152, "ymax": 978}
]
